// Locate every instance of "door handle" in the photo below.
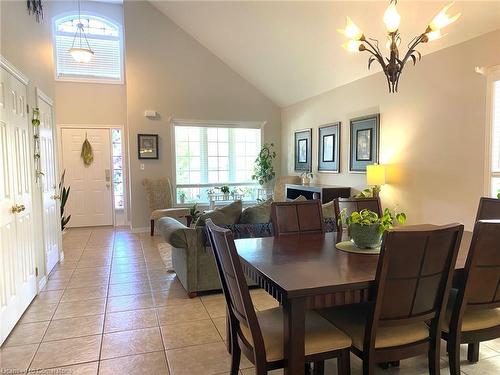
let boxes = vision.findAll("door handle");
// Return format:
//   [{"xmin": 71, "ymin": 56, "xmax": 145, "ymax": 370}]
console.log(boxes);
[
  {"xmin": 105, "ymin": 169, "xmax": 111, "ymax": 182},
  {"xmin": 106, "ymin": 183, "xmax": 111, "ymax": 188},
  {"xmin": 51, "ymin": 194, "xmax": 61, "ymax": 200},
  {"xmin": 10, "ymin": 204, "xmax": 25, "ymax": 214}
]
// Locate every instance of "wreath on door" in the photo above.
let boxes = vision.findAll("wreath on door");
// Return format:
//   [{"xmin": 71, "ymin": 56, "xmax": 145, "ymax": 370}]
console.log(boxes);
[{"xmin": 81, "ymin": 135, "xmax": 94, "ymax": 166}]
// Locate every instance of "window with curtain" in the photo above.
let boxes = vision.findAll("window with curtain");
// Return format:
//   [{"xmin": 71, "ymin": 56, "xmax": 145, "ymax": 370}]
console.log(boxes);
[
  {"xmin": 53, "ymin": 14, "xmax": 123, "ymax": 82},
  {"xmin": 174, "ymin": 123, "xmax": 262, "ymax": 204},
  {"xmin": 491, "ymin": 79, "xmax": 500, "ymax": 198}
]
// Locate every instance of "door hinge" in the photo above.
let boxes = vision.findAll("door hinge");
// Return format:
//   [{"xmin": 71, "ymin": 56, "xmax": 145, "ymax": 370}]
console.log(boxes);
[
  {"xmin": 27, "ymin": 104, "xmax": 30, "ymax": 114},
  {"xmin": 35, "ymin": 267, "xmax": 38, "ymax": 277}
]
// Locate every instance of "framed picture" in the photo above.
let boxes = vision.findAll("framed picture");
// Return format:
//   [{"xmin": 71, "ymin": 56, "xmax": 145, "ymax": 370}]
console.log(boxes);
[
  {"xmin": 137, "ymin": 134, "xmax": 159, "ymax": 159},
  {"xmin": 294, "ymin": 129, "xmax": 312, "ymax": 172},
  {"xmin": 318, "ymin": 122, "xmax": 341, "ymax": 173},
  {"xmin": 349, "ymin": 114, "xmax": 379, "ymax": 172}
]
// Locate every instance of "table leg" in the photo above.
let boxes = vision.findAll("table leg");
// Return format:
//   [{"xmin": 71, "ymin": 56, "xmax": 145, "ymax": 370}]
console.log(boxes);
[{"xmin": 283, "ymin": 297, "xmax": 306, "ymax": 375}]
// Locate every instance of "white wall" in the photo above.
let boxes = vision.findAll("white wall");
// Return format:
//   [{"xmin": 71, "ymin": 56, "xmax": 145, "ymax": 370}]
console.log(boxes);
[
  {"xmin": 282, "ymin": 30, "xmax": 500, "ymax": 230},
  {"xmin": 124, "ymin": 1, "xmax": 282, "ymax": 230}
]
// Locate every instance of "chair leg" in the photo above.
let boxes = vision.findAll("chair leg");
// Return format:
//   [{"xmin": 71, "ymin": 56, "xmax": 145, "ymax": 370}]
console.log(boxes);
[
  {"xmin": 467, "ymin": 342, "xmax": 480, "ymax": 363},
  {"xmin": 150, "ymin": 219, "xmax": 155, "ymax": 236},
  {"xmin": 362, "ymin": 357, "xmax": 374, "ymax": 375},
  {"xmin": 448, "ymin": 337, "xmax": 461, "ymax": 375},
  {"xmin": 337, "ymin": 349, "xmax": 351, "ymax": 375},
  {"xmin": 230, "ymin": 339, "xmax": 241, "ymax": 375},
  {"xmin": 313, "ymin": 361, "xmax": 324, "ymax": 375},
  {"xmin": 428, "ymin": 337, "xmax": 441, "ymax": 375}
]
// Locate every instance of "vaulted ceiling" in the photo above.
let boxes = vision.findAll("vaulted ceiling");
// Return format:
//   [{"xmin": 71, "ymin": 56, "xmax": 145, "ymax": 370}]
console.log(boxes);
[{"xmin": 151, "ymin": 1, "xmax": 500, "ymax": 107}]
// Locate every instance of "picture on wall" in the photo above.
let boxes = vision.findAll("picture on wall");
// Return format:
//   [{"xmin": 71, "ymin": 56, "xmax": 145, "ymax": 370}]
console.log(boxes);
[
  {"xmin": 349, "ymin": 114, "xmax": 379, "ymax": 172},
  {"xmin": 318, "ymin": 122, "xmax": 341, "ymax": 173},
  {"xmin": 294, "ymin": 129, "xmax": 312, "ymax": 172},
  {"xmin": 138, "ymin": 134, "xmax": 159, "ymax": 159}
]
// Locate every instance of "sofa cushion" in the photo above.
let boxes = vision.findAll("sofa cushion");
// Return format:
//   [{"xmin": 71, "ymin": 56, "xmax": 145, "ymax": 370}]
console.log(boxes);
[
  {"xmin": 240, "ymin": 198, "xmax": 273, "ymax": 224},
  {"xmin": 294, "ymin": 195, "xmax": 307, "ymax": 202},
  {"xmin": 322, "ymin": 200, "xmax": 335, "ymax": 219},
  {"xmin": 196, "ymin": 200, "xmax": 242, "ymax": 227}
]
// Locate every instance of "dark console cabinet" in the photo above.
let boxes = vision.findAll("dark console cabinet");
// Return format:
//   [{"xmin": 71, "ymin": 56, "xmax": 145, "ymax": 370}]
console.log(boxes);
[{"xmin": 285, "ymin": 184, "xmax": 351, "ymax": 204}]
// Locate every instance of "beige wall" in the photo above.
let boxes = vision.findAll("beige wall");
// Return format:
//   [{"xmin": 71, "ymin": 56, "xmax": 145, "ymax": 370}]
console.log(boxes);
[
  {"xmin": 124, "ymin": 1, "xmax": 282, "ymax": 230},
  {"xmin": 282, "ymin": 30, "xmax": 500, "ymax": 230}
]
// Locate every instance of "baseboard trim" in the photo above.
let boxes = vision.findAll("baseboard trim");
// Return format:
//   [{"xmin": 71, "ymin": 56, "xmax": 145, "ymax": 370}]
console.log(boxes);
[{"xmin": 38, "ymin": 276, "xmax": 47, "ymax": 291}]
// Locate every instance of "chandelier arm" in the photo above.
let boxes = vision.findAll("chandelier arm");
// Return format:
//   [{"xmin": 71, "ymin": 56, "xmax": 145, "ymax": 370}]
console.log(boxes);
[
  {"xmin": 362, "ymin": 39, "xmax": 387, "ymax": 69},
  {"xmin": 399, "ymin": 34, "xmax": 425, "ymax": 69}
]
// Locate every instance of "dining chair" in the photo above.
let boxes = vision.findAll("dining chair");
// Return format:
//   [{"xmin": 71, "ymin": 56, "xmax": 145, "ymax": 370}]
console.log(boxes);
[
  {"xmin": 334, "ymin": 197, "xmax": 383, "ymax": 234},
  {"xmin": 205, "ymin": 219, "xmax": 352, "ymax": 375},
  {"xmin": 441, "ymin": 220, "xmax": 500, "ymax": 375},
  {"xmin": 475, "ymin": 197, "xmax": 500, "ymax": 221},
  {"xmin": 320, "ymin": 224, "xmax": 464, "ymax": 375},
  {"xmin": 142, "ymin": 177, "xmax": 189, "ymax": 236},
  {"xmin": 271, "ymin": 200, "xmax": 325, "ymax": 236}
]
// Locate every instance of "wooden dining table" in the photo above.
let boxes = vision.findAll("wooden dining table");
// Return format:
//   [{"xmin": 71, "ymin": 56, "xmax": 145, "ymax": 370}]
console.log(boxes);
[{"xmin": 234, "ymin": 230, "xmax": 472, "ymax": 375}]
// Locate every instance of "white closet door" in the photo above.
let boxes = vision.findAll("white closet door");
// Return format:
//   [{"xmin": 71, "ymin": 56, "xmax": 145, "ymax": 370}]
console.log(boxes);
[
  {"xmin": 0, "ymin": 66, "xmax": 37, "ymax": 345},
  {"xmin": 37, "ymin": 90, "xmax": 60, "ymax": 275},
  {"xmin": 61, "ymin": 128, "xmax": 113, "ymax": 227}
]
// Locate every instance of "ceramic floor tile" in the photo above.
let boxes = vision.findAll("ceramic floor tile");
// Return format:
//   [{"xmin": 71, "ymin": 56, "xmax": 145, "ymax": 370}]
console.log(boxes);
[
  {"xmin": 110, "ymin": 271, "xmax": 149, "ymax": 285},
  {"xmin": 106, "ymin": 293, "xmax": 154, "ymax": 313},
  {"xmin": 53, "ymin": 299, "xmax": 106, "ymax": 320},
  {"xmin": 156, "ymin": 301, "xmax": 210, "ymax": 325},
  {"xmin": 98, "ymin": 351, "xmax": 169, "ymax": 375},
  {"xmin": 212, "ymin": 316, "xmax": 227, "ymax": 340},
  {"xmin": 202, "ymin": 298, "xmax": 227, "ymax": 318},
  {"xmin": 42, "ymin": 279, "xmax": 69, "ymax": 291},
  {"xmin": 61, "ymin": 285, "xmax": 108, "ymax": 302},
  {"xmin": 460, "ymin": 355, "xmax": 500, "ymax": 375},
  {"xmin": 108, "ymin": 281, "xmax": 152, "ymax": 297},
  {"xmin": 101, "ymin": 327, "xmax": 163, "ymax": 360},
  {"xmin": 0, "ymin": 344, "xmax": 38, "ymax": 372},
  {"xmin": 152, "ymin": 289, "xmax": 199, "ymax": 307},
  {"xmin": 3, "ymin": 321, "xmax": 49, "ymax": 347},
  {"xmin": 35, "ymin": 290, "xmax": 64, "ymax": 304},
  {"xmin": 161, "ymin": 319, "xmax": 222, "ymax": 349},
  {"xmin": 166, "ymin": 341, "xmax": 252, "ymax": 375},
  {"xmin": 31, "ymin": 335, "xmax": 101, "ymax": 369},
  {"xmin": 44, "ymin": 315, "xmax": 104, "ymax": 341},
  {"xmin": 104, "ymin": 308, "xmax": 158, "ymax": 333},
  {"xmin": 19, "ymin": 303, "xmax": 58, "ymax": 323},
  {"xmin": 32, "ymin": 361, "xmax": 99, "ymax": 375}
]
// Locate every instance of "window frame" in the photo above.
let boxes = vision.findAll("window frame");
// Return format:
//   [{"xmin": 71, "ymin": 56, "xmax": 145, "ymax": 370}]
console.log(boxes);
[
  {"xmin": 485, "ymin": 66, "xmax": 500, "ymax": 197},
  {"xmin": 52, "ymin": 12, "xmax": 125, "ymax": 85},
  {"xmin": 170, "ymin": 119, "xmax": 266, "ymax": 206}
]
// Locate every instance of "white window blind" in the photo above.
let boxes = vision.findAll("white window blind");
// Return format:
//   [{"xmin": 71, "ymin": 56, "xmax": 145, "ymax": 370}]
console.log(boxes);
[
  {"xmin": 54, "ymin": 15, "xmax": 123, "ymax": 82},
  {"xmin": 173, "ymin": 123, "xmax": 262, "ymax": 204}
]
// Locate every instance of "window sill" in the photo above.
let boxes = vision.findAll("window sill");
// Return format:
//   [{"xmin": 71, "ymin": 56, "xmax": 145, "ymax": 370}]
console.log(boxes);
[{"xmin": 55, "ymin": 76, "xmax": 124, "ymax": 85}]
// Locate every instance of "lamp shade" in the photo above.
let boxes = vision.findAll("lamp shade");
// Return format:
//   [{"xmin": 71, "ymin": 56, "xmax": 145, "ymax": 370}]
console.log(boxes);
[{"xmin": 367, "ymin": 164, "xmax": 386, "ymax": 186}]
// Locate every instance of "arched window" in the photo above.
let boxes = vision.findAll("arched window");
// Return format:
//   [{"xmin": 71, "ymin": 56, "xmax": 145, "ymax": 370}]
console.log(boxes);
[{"xmin": 53, "ymin": 14, "xmax": 123, "ymax": 83}]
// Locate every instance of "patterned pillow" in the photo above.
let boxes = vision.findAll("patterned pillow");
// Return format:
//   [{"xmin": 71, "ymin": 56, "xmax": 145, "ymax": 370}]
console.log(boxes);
[
  {"xmin": 239, "ymin": 198, "xmax": 273, "ymax": 224},
  {"xmin": 195, "ymin": 200, "xmax": 242, "ymax": 227}
]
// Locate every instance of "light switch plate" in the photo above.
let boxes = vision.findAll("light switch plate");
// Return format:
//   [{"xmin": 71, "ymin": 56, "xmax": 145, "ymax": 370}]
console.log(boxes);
[{"xmin": 140, "ymin": 163, "xmax": 145, "ymax": 170}]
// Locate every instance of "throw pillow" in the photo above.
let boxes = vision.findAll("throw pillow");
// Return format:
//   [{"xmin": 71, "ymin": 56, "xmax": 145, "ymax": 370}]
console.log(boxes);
[
  {"xmin": 195, "ymin": 200, "xmax": 242, "ymax": 227},
  {"xmin": 322, "ymin": 200, "xmax": 335, "ymax": 219},
  {"xmin": 239, "ymin": 198, "xmax": 273, "ymax": 224},
  {"xmin": 293, "ymin": 195, "xmax": 307, "ymax": 202}
]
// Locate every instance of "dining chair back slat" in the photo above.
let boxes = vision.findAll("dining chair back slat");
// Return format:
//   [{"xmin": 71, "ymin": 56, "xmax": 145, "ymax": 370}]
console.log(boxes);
[
  {"xmin": 271, "ymin": 200, "xmax": 324, "ymax": 236},
  {"xmin": 475, "ymin": 197, "xmax": 500, "ymax": 221},
  {"xmin": 372, "ymin": 224, "xmax": 464, "ymax": 327}
]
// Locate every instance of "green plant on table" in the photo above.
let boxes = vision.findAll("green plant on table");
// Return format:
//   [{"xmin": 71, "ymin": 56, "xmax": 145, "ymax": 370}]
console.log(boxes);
[
  {"xmin": 189, "ymin": 203, "xmax": 201, "ymax": 222},
  {"xmin": 178, "ymin": 189, "xmax": 187, "ymax": 203},
  {"xmin": 218, "ymin": 185, "xmax": 230, "ymax": 194},
  {"xmin": 252, "ymin": 143, "xmax": 277, "ymax": 186},
  {"xmin": 340, "ymin": 208, "xmax": 407, "ymax": 234}
]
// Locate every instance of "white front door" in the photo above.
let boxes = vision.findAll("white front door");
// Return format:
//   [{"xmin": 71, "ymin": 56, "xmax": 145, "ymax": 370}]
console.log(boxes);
[
  {"xmin": 0, "ymin": 65, "xmax": 37, "ymax": 345},
  {"xmin": 37, "ymin": 90, "xmax": 61, "ymax": 274},
  {"xmin": 60, "ymin": 128, "xmax": 113, "ymax": 227}
]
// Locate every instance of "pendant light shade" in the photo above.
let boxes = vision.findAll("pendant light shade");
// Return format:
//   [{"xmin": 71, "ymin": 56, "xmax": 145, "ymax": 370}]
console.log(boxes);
[{"xmin": 69, "ymin": 1, "xmax": 94, "ymax": 63}]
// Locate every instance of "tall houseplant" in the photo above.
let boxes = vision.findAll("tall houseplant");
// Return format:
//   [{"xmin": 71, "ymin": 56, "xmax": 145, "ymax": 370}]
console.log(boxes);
[
  {"xmin": 252, "ymin": 143, "xmax": 277, "ymax": 186},
  {"xmin": 59, "ymin": 170, "xmax": 71, "ymax": 230}
]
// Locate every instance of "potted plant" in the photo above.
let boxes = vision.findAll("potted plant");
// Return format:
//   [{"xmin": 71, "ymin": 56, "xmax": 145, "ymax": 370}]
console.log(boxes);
[
  {"xmin": 339, "ymin": 208, "xmax": 407, "ymax": 249},
  {"xmin": 218, "ymin": 185, "xmax": 230, "ymax": 200},
  {"xmin": 59, "ymin": 170, "xmax": 71, "ymax": 231},
  {"xmin": 252, "ymin": 143, "xmax": 277, "ymax": 187},
  {"xmin": 300, "ymin": 171, "xmax": 314, "ymax": 185},
  {"xmin": 187, "ymin": 203, "xmax": 201, "ymax": 227},
  {"xmin": 178, "ymin": 189, "xmax": 187, "ymax": 204}
]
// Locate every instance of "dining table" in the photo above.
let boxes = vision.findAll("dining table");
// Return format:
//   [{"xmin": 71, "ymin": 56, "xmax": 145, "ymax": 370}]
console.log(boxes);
[{"xmin": 234, "ymin": 229, "xmax": 472, "ymax": 375}]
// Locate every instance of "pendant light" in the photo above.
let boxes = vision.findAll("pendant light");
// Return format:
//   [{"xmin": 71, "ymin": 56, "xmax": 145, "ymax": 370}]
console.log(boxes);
[{"xmin": 69, "ymin": 0, "xmax": 94, "ymax": 63}]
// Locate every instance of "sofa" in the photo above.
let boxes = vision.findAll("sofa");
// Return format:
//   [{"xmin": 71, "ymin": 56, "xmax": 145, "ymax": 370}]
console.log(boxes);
[{"xmin": 158, "ymin": 199, "xmax": 336, "ymax": 297}]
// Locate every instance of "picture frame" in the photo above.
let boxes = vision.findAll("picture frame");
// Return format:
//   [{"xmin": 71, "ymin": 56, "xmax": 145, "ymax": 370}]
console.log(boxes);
[
  {"xmin": 294, "ymin": 129, "xmax": 312, "ymax": 172},
  {"xmin": 318, "ymin": 122, "xmax": 341, "ymax": 173},
  {"xmin": 349, "ymin": 114, "xmax": 380, "ymax": 172},
  {"xmin": 137, "ymin": 134, "xmax": 159, "ymax": 160}
]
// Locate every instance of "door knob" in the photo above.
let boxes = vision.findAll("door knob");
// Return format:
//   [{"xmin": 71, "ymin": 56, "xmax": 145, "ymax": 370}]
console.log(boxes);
[
  {"xmin": 18, "ymin": 204, "xmax": 25, "ymax": 212},
  {"xmin": 51, "ymin": 194, "xmax": 61, "ymax": 200},
  {"xmin": 106, "ymin": 183, "xmax": 111, "ymax": 188},
  {"xmin": 10, "ymin": 204, "xmax": 25, "ymax": 213}
]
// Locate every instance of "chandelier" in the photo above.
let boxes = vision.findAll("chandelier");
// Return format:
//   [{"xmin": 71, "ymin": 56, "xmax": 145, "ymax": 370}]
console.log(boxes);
[
  {"xmin": 338, "ymin": 1, "xmax": 460, "ymax": 93},
  {"xmin": 69, "ymin": 0, "xmax": 94, "ymax": 63}
]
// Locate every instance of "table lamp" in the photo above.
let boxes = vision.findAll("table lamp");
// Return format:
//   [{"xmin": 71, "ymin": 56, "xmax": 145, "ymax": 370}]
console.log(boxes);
[{"xmin": 366, "ymin": 164, "xmax": 386, "ymax": 198}]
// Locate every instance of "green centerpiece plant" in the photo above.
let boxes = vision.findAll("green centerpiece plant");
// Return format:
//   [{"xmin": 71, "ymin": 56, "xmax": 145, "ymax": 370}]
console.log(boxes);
[
  {"xmin": 252, "ymin": 143, "xmax": 276, "ymax": 186},
  {"xmin": 339, "ymin": 208, "xmax": 407, "ymax": 249}
]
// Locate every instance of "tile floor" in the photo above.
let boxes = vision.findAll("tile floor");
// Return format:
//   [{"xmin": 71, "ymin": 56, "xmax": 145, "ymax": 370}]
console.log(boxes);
[{"xmin": 1, "ymin": 227, "xmax": 500, "ymax": 375}]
